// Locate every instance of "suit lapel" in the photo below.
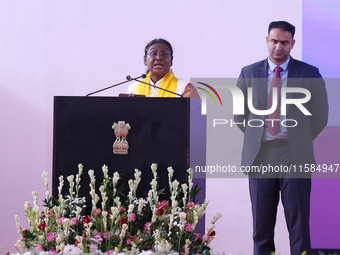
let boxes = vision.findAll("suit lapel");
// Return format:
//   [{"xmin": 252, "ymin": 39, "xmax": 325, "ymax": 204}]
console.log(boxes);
[
  {"xmin": 254, "ymin": 59, "xmax": 269, "ymax": 110},
  {"xmin": 287, "ymin": 57, "xmax": 300, "ymax": 99}
]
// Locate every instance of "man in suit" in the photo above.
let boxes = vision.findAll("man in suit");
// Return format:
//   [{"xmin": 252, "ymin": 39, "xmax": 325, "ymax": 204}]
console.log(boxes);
[{"xmin": 235, "ymin": 21, "xmax": 328, "ymax": 255}]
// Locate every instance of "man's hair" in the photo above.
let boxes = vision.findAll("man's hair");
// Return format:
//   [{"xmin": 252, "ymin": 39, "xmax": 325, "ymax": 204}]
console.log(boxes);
[{"xmin": 268, "ymin": 21, "xmax": 295, "ymax": 38}]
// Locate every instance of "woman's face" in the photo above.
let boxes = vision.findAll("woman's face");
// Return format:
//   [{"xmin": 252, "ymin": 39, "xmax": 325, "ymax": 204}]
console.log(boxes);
[{"xmin": 144, "ymin": 43, "xmax": 173, "ymax": 80}]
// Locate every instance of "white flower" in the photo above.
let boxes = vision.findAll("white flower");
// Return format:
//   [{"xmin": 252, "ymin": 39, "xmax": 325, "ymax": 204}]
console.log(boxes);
[
  {"xmin": 14, "ymin": 215, "xmax": 22, "ymax": 234},
  {"xmin": 211, "ymin": 212, "xmax": 222, "ymax": 224},
  {"xmin": 151, "ymin": 163, "xmax": 158, "ymax": 173},
  {"xmin": 179, "ymin": 212, "xmax": 187, "ymax": 222},
  {"xmin": 112, "ymin": 171, "xmax": 120, "ymax": 185},
  {"xmin": 42, "ymin": 171, "xmax": 49, "ymax": 198},
  {"xmin": 167, "ymin": 166, "xmax": 174, "ymax": 178},
  {"xmin": 102, "ymin": 164, "xmax": 109, "ymax": 179},
  {"xmin": 24, "ymin": 201, "xmax": 31, "ymax": 211},
  {"xmin": 63, "ymin": 244, "xmax": 83, "ymax": 255},
  {"xmin": 137, "ymin": 198, "xmax": 146, "ymax": 214}
]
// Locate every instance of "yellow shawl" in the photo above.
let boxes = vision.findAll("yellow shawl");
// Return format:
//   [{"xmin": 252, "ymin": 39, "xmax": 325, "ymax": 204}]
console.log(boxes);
[{"xmin": 134, "ymin": 70, "xmax": 178, "ymax": 97}]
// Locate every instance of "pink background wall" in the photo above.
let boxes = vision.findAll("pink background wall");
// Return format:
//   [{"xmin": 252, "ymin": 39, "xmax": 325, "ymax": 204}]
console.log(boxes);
[{"xmin": 0, "ymin": 1, "xmax": 310, "ymax": 254}]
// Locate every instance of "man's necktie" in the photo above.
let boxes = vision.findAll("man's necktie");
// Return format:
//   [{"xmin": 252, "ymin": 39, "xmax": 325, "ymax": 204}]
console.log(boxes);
[{"xmin": 267, "ymin": 66, "xmax": 283, "ymax": 135}]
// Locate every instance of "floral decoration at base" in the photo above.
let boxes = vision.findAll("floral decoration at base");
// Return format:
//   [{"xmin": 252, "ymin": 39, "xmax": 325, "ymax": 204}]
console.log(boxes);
[{"xmin": 12, "ymin": 164, "xmax": 221, "ymax": 255}]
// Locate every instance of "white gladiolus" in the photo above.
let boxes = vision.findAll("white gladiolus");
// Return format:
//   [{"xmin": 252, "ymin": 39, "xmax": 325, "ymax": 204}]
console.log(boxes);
[
  {"xmin": 114, "ymin": 197, "xmax": 121, "ymax": 209},
  {"xmin": 67, "ymin": 175, "xmax": 75, "ymax": 199},
  {"xmin": 128, "ymin": 204, "xmax": 134, "ymax": 217},
  {"xmin": 211, "ymin": 212, "xmax": 222, "ymax": 224},
  {"xmin": 179, "ymin": 212, "xmax": 187, "ymax": 222},
  {"xmin": 76, "ymin": 206, "xmax": 82, "ymax": 220},
  {"xmin": 14, "ymin": 215, "xmax": 22, "ymax": 234},
  {"xmin": 38, "ymin": 235, "xmax": 45, "ymax": 242},
  {"xmin": 63, "ymin": 218, "xmax": 71, "ymax": 237},
  {"xmin": 58, "ymin": 175, "xmax": 64, "ymax": 202},
  {"xmin": 102, "ymin": 164, "xmax": 109, "ymax": 179},
  {"xmin": 119, "ymin": 223, "xmax": 128, "ymax": 239},
  {"xmin": 102, "ymin": 211, "xmax": 108, "ymax": 232},
  {"xmin": 31, "ymin": 191, "xmax": 38, "ymax": 208},
  {"xmin": 76, "ymin": 164, "xmax": 83, "ymax": 196},
  {"xmin": 137, "ymin": 198, "xmax": 146, "ymax": 214},
  {"xmin": 42, "ymin": 171, "xmax": 50, "ymax": 198},
  {"xmin": 151, "ymin": 163, "xmax": 158, "ymax": 174},
  {"xmin": 112, "ymin": 171, "xmax": 120, "ymax": 185},
  {"xmin": 110, "ymin": 206, "xmax": 119, "ymax": 222},
  {"xmin": 24, "ymin": 201, "xmax": 31, "ymax": 211},
  {"xmin": 56, "ymin": 235, "xmax": 62, "ymax": 245}
]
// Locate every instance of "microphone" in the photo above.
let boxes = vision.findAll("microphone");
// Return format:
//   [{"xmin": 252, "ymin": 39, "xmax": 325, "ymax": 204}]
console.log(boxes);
[
  {"xmin": 132, "ymin": 76, "xmax": 183, "ymax": 98},
  {"xmin": 85, "ymin": 74, "xmax": 146, "ymax": 97},
  {"xmin": 126, "ymin": 74, "xmax": 146, "ymax": 81}
]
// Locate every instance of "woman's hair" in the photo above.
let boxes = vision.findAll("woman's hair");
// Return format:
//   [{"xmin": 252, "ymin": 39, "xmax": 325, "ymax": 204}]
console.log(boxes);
[{"xmin": 144, "ymin": 38, "xmax": 173, "ymax": 59}]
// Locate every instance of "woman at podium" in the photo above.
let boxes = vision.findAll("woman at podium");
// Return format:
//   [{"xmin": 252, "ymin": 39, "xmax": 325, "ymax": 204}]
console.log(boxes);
[{"xmin": 127, "ymin": 38, "xmax": 200, "ymax": 98}]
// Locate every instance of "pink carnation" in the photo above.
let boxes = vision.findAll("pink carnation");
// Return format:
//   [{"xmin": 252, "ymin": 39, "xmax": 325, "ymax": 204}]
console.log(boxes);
[
  {"xmin": 186, "ymin": 201, "xmax": 195, "ymax": 210},
  {"xmin": 144, "ymin": 222, "xmax": 152, "ymax": 231},
  {"xmin": 47, "ymin": 232, "xmax": 55, "ymax": 242},
  {"xmin": 36, "ymin": 245, "xmax": 44, "ymax": 252},
  {"xmin": 57, "ymin": 217, "xmax": 65, "ymax": 225},
  {"xmin": 102, "ymin": 232, "xmax": 110, "ymax": 239},
  {"xmin": 127, "ymin": 237, "xmax": 133, "ymax": 245},
  {"xmin": 129, "ymin": 213, "xmax": 136, "ymax": 222},
  {"xmin": 49, "ymin": 209, "xmax": 55, "ymax": 218},
  {"xmin": 89, "ymin": 244, "xmax": 98, "ymax": 252},
  {"xmin": 95, "ymin": 208, "xmax": 101, "ymax": 216},
  {"xmin": 70, "ymin": 217, "xmax": 78, "ymax": 226},
  {"xmin": 48, "ymin": 250, "xmax": 57, "ymax": 255},
  {"xmin": 184, "ymin": 223, "xmax": 193, "ymax": 232},
  {"xmin": 106, "ymin": 252, "xmax": 114, "ymax": 255}
]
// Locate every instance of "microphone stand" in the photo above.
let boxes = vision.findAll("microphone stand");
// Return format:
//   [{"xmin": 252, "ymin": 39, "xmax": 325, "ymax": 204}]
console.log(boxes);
[{"xmin": 85, "ymin": 74, "xmax": 146, "ymax": 97}]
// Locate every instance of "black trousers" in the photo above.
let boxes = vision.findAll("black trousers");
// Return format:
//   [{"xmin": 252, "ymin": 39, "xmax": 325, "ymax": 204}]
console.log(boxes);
[{"xmin": 249, "ymin": 141, "xmax": 312, "ymax": 255}]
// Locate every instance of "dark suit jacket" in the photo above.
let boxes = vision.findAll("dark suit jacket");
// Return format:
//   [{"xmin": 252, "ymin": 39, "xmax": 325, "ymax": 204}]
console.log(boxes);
[{"xmin": 235, "ymin": 57, "xmax": 328, "ymax": 167}]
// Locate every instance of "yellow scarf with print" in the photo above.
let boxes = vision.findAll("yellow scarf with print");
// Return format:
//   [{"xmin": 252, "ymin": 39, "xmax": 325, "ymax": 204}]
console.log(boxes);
[{"xmin": 135, "ymin": 70, "xmax": 178, "ymax": 97}]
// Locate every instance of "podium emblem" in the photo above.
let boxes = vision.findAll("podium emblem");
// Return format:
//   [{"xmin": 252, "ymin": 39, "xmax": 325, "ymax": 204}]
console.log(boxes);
[{"xmin": 112, "ymin": 121, "xmax": 131, "ymax": 155}]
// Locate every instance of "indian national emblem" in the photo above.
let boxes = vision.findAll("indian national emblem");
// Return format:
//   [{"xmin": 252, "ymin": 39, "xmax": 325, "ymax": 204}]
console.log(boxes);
[{"xmin": 112, "ymin": 121, "xmax": 131, "ymax": 155}]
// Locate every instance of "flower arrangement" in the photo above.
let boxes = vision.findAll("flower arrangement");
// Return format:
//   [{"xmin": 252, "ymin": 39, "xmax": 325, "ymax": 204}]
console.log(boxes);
[{"xmin": 12, "ymin": 164, "xmax": 221, "ymax": 255}]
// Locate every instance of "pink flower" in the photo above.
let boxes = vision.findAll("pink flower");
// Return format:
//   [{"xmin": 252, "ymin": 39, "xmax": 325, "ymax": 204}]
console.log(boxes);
[
  {"xmin": 106, "ymin": 252, "xmax": 114, "ymax": 255},
  {"xmin": 48, "ymin": 250, "xmax": 57, "ymax": 255},
  {"xmin": 94, "ymin": 232, "xmax": 102, "ymax": 238},
  {"xmin": 70, "ymin": 217, "xmax": 78, "ymax": 226},
  {"xmin": 89, "ymin": 244, "xmax": 98, "ymax": 252},
  {"xmin": 184, "ymin": 223, "xmax": 193, "ymax": 232},
  {"xmin": 36, "ymin": 245, "xmax": 44, "ymax": 252},
  {"xmin": 94, "ymin": 208, "xmax": 101, "ymax": 216},
  {"xmin": 49, "ymin": 209, "xmax": 55, "ymax": 218},
  {"xmin": 102, "ymin": 232, "xmax": 110, "ymax": 239},
  {"xmin": 127, "ymin": 237, "xmax": 133, "ymax": 245},
  {"xmin": 186, "ymin": 201, "xmax": 195, "ymax": 210},
  {"xmin": 156, "ymin": 200, "xmax": 169, "ymax": 215},
  {"xmin": 47, "ymin": 232, "xmax": 55, "ymax": 242},
  {"xmin": 93, "ymin": 232, "xmax": 103, "ymax": 243},
  {"xmin": 129, "ymin": 213, "xmax": 136, "ymax": 222},
  {"xmin": 57, "ymin": 217, "xmax": 65, "ymax": 225},
  {"xmin": 144, "ymin": 222, "xmax": 152, "ymax": 231}
]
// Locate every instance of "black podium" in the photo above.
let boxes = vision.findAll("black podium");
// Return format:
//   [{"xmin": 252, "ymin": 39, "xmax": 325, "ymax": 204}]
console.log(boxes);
[{"xmin": 52, "ymin": 96, "xmax": 206, "ymax": 205}]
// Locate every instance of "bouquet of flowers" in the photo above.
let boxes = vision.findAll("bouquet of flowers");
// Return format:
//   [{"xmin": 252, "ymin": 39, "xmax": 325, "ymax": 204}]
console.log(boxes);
[{"xmin": 13, "ymin": 164, "xmax": 221, "ymax": 255}]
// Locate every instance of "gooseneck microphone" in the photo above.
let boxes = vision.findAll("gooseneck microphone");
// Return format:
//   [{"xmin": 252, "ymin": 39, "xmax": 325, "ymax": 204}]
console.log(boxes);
[{"xmin": 85, "ymin": 74, "xmax": 146, "ymax": 97}]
